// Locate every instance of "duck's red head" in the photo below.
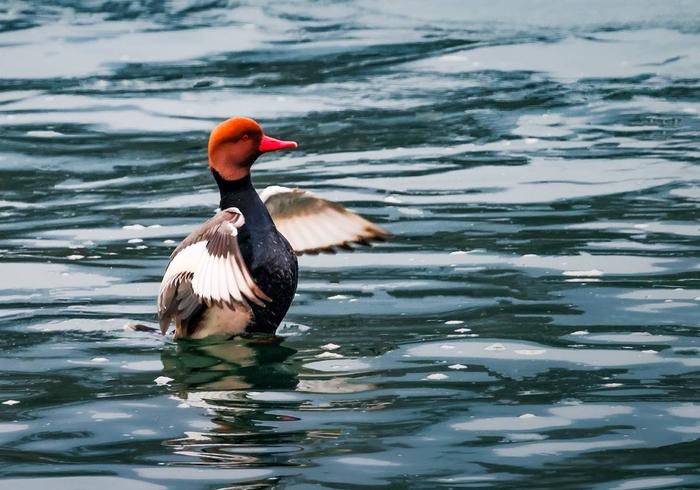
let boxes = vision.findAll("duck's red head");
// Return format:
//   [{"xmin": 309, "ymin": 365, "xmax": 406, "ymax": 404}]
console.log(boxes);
[{"xmin": 208, "ymin": 116, "xmax": 297, "ymax": 181}]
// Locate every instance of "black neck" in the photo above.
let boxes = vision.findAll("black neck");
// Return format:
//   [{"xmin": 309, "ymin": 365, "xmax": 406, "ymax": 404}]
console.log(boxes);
[
  {"xmin": 213, "ymin": 170, "xmax": 253, "ymax": 208},
  {"xmin": 212, "ymin": 170, "xmax": 274, "ymax": 229}
]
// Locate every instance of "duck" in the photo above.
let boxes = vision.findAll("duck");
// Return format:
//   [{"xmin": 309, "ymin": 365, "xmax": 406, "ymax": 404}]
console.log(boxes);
[{"xmin": 158, "ymin": 117, "xmax": 389, "ymax": 340}]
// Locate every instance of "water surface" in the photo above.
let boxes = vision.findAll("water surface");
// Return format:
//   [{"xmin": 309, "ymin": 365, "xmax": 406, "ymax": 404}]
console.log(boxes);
[{"xmin": 1, "ymin": 1, "xmax": 699, "ymax": 488}]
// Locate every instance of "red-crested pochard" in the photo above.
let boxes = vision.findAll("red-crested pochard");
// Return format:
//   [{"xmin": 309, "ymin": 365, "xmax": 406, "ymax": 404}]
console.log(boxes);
[{"xmin": 158, "ymin": 117, "xmax": 389, "ymax": 339}]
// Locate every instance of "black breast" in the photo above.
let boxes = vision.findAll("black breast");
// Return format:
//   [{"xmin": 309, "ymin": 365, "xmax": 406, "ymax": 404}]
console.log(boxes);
[
  {"xmin": 216, "ymin": 172, "xmax": 299, "ymax": 334},
  {"xmin": 242, "ymin": 228, "xmax": 298, "ymax": 333}
]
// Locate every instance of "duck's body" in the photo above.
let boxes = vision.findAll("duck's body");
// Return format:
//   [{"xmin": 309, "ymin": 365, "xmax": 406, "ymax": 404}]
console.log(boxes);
[
  {"xmin": 214, "ymin": 173, "xmax": 298, "ymax": 336},
  {"xmin": 158, "ymin": 117, "xmax": 388, "ymax": 339}
]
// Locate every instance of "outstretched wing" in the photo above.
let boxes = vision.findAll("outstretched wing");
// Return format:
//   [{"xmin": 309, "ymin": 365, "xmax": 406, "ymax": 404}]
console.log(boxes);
[
  {"xmin": 260, "ymin": 186, "xmax": 390, "ymax": 255},
  {"xmin": 158, "ymin": 207, "xmax": 271, "ymax": 335}
]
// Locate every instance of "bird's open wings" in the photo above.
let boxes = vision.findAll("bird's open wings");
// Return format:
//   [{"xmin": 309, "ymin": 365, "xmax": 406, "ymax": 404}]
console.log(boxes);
[
  {"xmin": 260, "ymin": 186, "xmax": 390, "ymax": 255},
  {"xmin": 158, "ymin": 207, "xmax": 271, "ymax": 334}
]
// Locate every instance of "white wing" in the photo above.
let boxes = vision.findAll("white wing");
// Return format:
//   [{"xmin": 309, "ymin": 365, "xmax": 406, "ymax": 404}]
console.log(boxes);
[{"xmin": 157, "ymin": 208, "xmax": 270, "ymax": 334}]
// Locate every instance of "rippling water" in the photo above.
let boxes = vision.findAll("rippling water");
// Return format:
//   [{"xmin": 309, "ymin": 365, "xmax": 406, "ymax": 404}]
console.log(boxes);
[{"xmin": 1, "ymin": 1, "xmax": 699, "ymax": 488}]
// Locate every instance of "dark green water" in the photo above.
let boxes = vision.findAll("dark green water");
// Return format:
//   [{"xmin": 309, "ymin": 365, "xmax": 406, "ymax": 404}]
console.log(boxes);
[{"xmin": 1, "ymin": 1, "xmax": 699, "ymax": 488}]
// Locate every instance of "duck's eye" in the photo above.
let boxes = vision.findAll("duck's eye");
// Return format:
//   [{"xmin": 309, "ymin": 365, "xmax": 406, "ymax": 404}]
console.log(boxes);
[{"xmin": 241, "ymin": 134, "xmax": 250, "ymax": 142}]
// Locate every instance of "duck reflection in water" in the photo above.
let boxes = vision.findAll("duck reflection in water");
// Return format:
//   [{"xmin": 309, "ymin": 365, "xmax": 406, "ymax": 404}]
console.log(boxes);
[
  {"xmin": 159, "ymin": 337, "xmax": 304, "ymax": 468},
  {"xmin": 158, "ymin": 335, "xmax": 377, "ymax": 468},
  {"xmin": 161, "ymin": 336, "xmax": 298, "ymax": 393},
  {"xmin": 160, "ymin": 334, "xmax": 377, "ymax": 400}
]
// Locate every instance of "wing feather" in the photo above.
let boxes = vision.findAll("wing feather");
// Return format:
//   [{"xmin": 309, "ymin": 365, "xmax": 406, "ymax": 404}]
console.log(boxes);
[
  {"xmin": 157, "ymin": 207, "xmax": 270, "ymax": 335},
  {"xmin": 276, "ymin": 221, "xmax": 299, "ymax": 250},
  {"xmin": 261, "ymin": 186, "xmax": 390, "ymax": 255}
]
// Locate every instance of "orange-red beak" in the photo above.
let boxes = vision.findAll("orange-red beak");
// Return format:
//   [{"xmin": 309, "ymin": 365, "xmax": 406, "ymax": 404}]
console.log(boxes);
[{"xmin": 259, "ymin": 134, "xmax": 298, "ymax": 153}]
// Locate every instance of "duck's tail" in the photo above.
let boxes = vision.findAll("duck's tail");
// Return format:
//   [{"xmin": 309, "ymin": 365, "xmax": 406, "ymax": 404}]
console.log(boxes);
[{"xmin": 123, "ymin": 322, "xmax": 160, "ymax": 334}]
